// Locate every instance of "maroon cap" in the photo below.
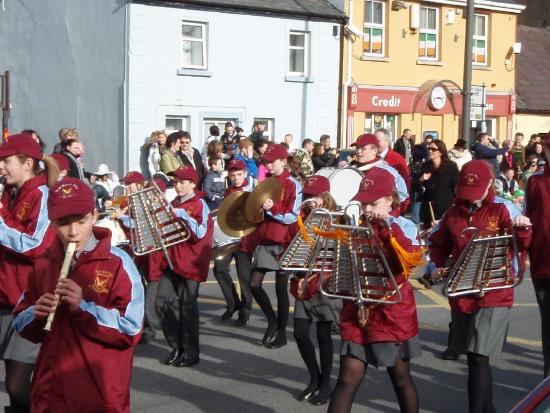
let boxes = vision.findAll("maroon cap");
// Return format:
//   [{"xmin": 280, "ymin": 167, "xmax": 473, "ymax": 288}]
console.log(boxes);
[
  {"xmin": 261, "ymin": 143, "xmax": 288, "ymax": 162},
  {"xmin": 456, "ymin": 160, "xmax": 493, "ymax": 201},
  {"xmin": 48, "ymin": 178, "xmax": 95, "ymax": 221},
  {"xmin": 351, "ymin": 133, "xmax": 379, "ymax": 148},
  {"xmin": 168, "ymin": 165, "xmax": 199, "ymax": 184},
  {"xmin": 51, "ymin": 154, "xmax": 70, "ymax": 172},
  {"xmin": 123, "ymin": 171, "xmax": 145, "ymax": 185},
  {"xmin": 147, "ymin": 178, "xmax": 167, "ymax": 193},
  {"xmin": 352, "ymin": 167, "xmax": 395, "ymax": 203},
  {"xmin": 227, "ymin": 159, "xmax": 246, "ymax": 171},
  {"xmin": 0, "ymin": 134, "xmax": 42, "ymax": 160},
  {"xmin": 303, "ymin": 175, "xmax": 330, "ymax": 196}
]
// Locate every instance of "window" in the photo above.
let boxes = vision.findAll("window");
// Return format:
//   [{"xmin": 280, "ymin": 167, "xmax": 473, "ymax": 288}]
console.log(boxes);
[
  {"xmin": 364, "ymin": 114, "xmax": 397, "ymax": 146},
  {"xmin": 472, "ymin": 14, "xmax": 488, "ymax": 65},
  {"xmin": 181, "ymin": 21, "xmax": 207, "ymax": 69},
  {"xmin": 165, "ymin": 116, "xmax": 190, "ymax": 135},
  {"xmin": 288, "ymin": 31, "xmax": 309, "ymax": 76},
  {"xmin": 253, "ymin": 118, "xmax": 275, "ymax": 141},
  {"xmin": 363, "ymin": 0, "xmax": 385, "ymax": 56},
  {"xmin": 418, "ymin": 7, "xmax": 439, "ymax": 60},
  {"xmin": 203, "ymin": 118, "xmax": 237, "ymax": 142}
]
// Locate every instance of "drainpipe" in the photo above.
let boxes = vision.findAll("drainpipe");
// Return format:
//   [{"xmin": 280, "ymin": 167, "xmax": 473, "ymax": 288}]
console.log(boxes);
[{"xmin": 342, "ymin": 0, "xmax": 354, "ymax": 148}]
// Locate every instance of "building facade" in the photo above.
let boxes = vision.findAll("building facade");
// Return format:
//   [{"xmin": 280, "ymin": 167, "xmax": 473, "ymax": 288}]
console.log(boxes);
[
  {"xmin": 127, "ymin": 0, "xmax": 344, "ymax": 170},
  {"xmin": 338, "ymin": 0, "xmax": 524, "ymax": 148}
]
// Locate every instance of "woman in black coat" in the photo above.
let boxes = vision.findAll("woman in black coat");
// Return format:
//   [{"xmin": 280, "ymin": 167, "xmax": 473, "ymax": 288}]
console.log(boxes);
[{"xmin": 415, "ymin": 140, "xmax": 459, "ymax": 229}]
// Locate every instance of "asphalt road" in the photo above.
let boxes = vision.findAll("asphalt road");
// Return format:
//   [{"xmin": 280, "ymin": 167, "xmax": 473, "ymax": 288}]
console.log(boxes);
[{"xmin": 0, "ymin": 264, "xmax": 545, "ymax": 412}]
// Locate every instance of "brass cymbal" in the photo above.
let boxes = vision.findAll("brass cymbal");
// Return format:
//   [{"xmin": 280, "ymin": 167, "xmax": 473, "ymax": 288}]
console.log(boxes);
[
  {"xmin": 245, "ymin": 177, "xmax": 282, "ymax": 223},
  {"xmin": 217, "ymin": 191, "xmax": 256, "ymax": 238}
]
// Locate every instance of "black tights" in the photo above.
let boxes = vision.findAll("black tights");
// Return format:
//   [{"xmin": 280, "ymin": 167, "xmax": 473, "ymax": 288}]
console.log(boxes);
[
  {"xmin": 5, "ymin": 360, "xmax": 33, "ymax": 412},
  {"xmin": 250, "ymin": 270, "xmax": 289, "ymax": 338},
  {"xmin": 467, "ymin": 352, "xmax": 496, "ymax": 413},
  {"xmin": 328, "ymin": 356, "xmax": 418, "ymax": 413},
  {"xmin": 293, "ymin": 319, "xmax": 334, "ymax": 396}
]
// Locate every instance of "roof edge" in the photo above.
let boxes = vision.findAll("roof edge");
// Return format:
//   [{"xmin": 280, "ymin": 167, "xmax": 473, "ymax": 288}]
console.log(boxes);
[
  {"xmin": 131, "ymin": 0, "xmax": 348, "ymax": 23},
  {"xmin": 423, "ymin": 0, "xmax": 526, "ymax": 14}
]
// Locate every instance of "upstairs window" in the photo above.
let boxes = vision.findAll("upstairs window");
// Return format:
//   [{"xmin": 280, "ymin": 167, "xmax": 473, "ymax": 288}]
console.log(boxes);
[
  {"xmin": 418, "ymin": 7, "xmax": 439, "ymax": 60},
  {"xmin": 363, "ymin": 0, "xmax": 385, "ymax": 56},
  {"xmin": 473, "ymin": 14, "xmax": 488, "ymax": 65},
  {"xmin": 288, "ymin": 31, "xmax": 310, "ymax": 76},
  {"xmin": 181, "ymin": 21, "xmax": 207, "ymax": 69}
]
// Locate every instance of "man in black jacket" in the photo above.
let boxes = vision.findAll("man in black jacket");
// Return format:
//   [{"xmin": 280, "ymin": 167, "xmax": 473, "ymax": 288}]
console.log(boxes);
[
  {"xmin": 177, "ymin": 131, "xmax": 206, "ymax": 187},
  {"xmin": 393, "ymin": 129, "xmax": 412, "ymax": 164}
]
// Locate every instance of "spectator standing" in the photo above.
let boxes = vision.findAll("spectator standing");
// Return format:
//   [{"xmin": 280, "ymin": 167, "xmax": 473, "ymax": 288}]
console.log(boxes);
[
  {"xmin": 525, "ymin": 134, "xmax": 540, "ymax": 158},
  {"xmin": 447, "ymin": 139, "xmax": 472, "ymax": 171},
  {"xmin": 249, "ymin": 121, "xmax": 266, "ymax": 144},
  {"xmin": 293, "ymin": 139, "xmax": 315, "ymax": 179},
  {"xmin": 159, "ymin": 133, "xmax": 183, "ymax": 175},
  {"xmin": 511, "ymin": 132, "xmax": 526, "ymax": 174},
  {"xmin": 494, "ymin": 166, "xmax": 519, "ymax": 199},
  {"xmin": 178, "ymin": 132, "xmax": 206, "ymax": 187},
  {"xmin": 202, "ymin": 157, "xmax": 226, "ymax": 210},
  {"xmin": 141, "ymin": 130, "xmax": 167, "ymax": 180},
  {"xmin": 52, "ymin": 128, "xmax": 79, "ymax": 154},
  {"xmin": 202, "ymin": 125, "xmax": 221, "ymax": 159},
  {"xmin": 220, "ymin": 122, "xmax": 235, "ymax": 152},
  {"xmin": 254, "ymin": 139, "xmax": 270, "ymax": 181},
  {"xmin": 393, "ymin": 128, "xmax": 412, "ymax": 164},
  {"xmin": 416, "ymin": 140, "xmax": 459, "ymax": 229},
  {"xmin": 375, "ymin": 128, "xmax": 411, "ymax": 189},
  {"xmin": 533, "ymin": 142, "xmax": 548, "ymax": 164},
  {"xmin": 319, "ymin": 135, "xmax": 339, "ymax": 167},
  {"xmin": 282, "ymin": 133, "xmax": 295, "ymax": 151},
  {"xmin": 312, "ymin": 143, "xmax": 330, "ymax": 172},
  {"xmin": 236, "ymin": 139, "xmax": 259, "ymax": 180},
  {"xmin": 61, "ymin": 138, "xmax": 86, "ymax": 181},
  {"xmin": 473, "ymin": 132, "xmax": 509, "ymax": 174},
  {"xmin": 521, "ymin": 156, "xmax": 539, "ymax": 187}
]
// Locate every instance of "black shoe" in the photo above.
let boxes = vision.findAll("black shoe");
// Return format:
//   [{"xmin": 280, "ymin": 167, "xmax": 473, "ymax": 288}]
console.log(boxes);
[
  {"xmin": 174, "ymin": 355, "xmax": 199, "ymax": 367},
  {"xmin": 308, "ymin": 394, "xmax": 330, "ymax": 406},
  {"xmin": 297, "ymin": 386, "xmax": 319, "ymax": 401},
  {"xmin": 235, "ymin": 315, "xmax": 249, "ymax": 327},
  {"xmin": 220, "ymin": 307, "xmax": 239, "ymax": 321},
  {"xmin": 441, "ymin": 348, "xmax": 460, "ymax": 360},
  {"xmin": 163, "ymin": 348, "xmax": 184, "ymax": 365},
  {"xmin": 261, "ymin": 323, "xmax": 278, "ymax": 346},
  {"xmin": 417, "ymin": 275, "xmax": 434, "ymax": 290},
  {"xmin": 265, "ymin": 335, "xmax": 287, "ymax": 349}
]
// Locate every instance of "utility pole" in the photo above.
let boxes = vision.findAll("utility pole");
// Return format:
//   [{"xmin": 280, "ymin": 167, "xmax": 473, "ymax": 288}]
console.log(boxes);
[
  {"xmin": 461, "ymin": 0, "xmax": 475, "ymax": 145},
  {"xmin": 1, "ymin": 71, "xmax": 9, "ymax": 141}
]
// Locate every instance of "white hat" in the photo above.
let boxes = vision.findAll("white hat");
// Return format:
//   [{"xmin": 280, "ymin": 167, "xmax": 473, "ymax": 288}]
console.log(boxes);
[{"xmin": 93, "ymin": 164, "xmax": 111, "ymax": 176}]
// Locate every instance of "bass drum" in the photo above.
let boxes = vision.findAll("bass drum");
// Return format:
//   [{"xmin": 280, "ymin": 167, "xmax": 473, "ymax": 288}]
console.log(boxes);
[
  {"xmin": 315, "ymin": 167, "xmax": 363, "ymax": 208},
  {"xmin": 210, "ymin": 216, "xmax": 241, "ymax": 260},
  {"xmin": 95, "ymin": 218, "xmax": 129, "ymax": 247}
]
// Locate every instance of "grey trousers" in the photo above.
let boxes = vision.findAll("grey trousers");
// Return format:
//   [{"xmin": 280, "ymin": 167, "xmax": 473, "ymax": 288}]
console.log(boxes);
[
  {"xmin": 156, "ymin": 270, "xmax": 200, "ymax": 360},
  {"xmin": 533, "ymin": 277, "xmax": 550, "ymax": 378},
  {"xmin": 213, "ymin": 251, "xmax": 253, "ymax": 317}
]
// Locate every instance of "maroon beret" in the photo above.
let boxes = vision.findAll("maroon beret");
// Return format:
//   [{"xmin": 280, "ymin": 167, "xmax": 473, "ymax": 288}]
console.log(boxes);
[
  {"xmin": 168, "ymin": 165, "xmax": 199, "ymax": 184},
  {"xmin": 456, "ymin": 160, "xmax": 493, "ymax": 202},
  {"xmin": 51, "ymin": 154, "xmax": 70, "ymax": 172},
  {"xmin": 352, "ymin": 167, "xmax": 395, "ymax": 203},
  {"xmin": 303, "ymin": 175, "xmax": 330, "ymax": 196},
  {"xmin": 0, "ymin": 134, "xmax": 42, "ymax": 160},
  {"xmin": 48, "ymin": 178, "xmax": 95, "ymax": 221},
  {"xmin": 261, "ymin": 143, "xmax": 288, "ymax": 162},
  {"xmin": 227, "ymin": 159, "xmax": 247, "ymax": 171},
  {"xmin": 123, "ymin": 171, "xmax": 145, "ymax": 185},
  {"xmin": 351, "ymin": 133, "xmax": 380, "ymax": 149}
]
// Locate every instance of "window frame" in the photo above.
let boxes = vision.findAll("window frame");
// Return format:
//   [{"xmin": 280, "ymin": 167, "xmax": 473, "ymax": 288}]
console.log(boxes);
[
  {"xmin": 181, "ymin": 21, "xmax": 208, "ymax": 70},
  {"xmin": 418, "ymin": 6, "xmax": 440, "ymax": 61},
  {"xmin": 202, "ymin": 118, "xmax": 238, "ymax": 142},
  {"xmin": 253, "ymin": 118, "xmax": 275, "ymax": 141},
  {"xmin": 165, "ymin": 116, "xmax": 190, "ymax": 135},
  {"xmin": 472, "ymin": 14, "xmax": 489, "ymax": 66},
  {"xmin": 364, "ymin": 113, "xmax": 398, "ymax": 146},
  {"xmin": 288, "ymin": 31, "xmax": 310, "ymax": 77},
  {"xmin": 363, "ymin": 0, "xmax": 386, "ymax": 57}
]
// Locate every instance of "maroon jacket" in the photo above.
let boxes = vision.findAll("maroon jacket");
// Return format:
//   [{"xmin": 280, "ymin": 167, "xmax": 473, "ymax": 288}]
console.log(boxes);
[
  {"xmin": 168, "ymin": 192, "xmax": 214, "ymax": 282},
  {"xmin": 252, "ymin": 169, "xmax": 301, "ymax": 249},
  {"xmin": 525, "ymin": 167, "xmax": 550, "ymax": 279},
  {"xmin": 13, "ymin": 227, "xmax": 144, "ymax": 413},
  {"xmin": 0, "ymin": 175, "xmax": 57, "ymax": 307},
  {"xmin": 384, "ymin": 148, "xmax": 411, "ymax": 190},
  {"xmin": 429, "ymin": 190, "xmax": 531, "ymax": 313},
  {"xmin": 340, "ymin": 212, "xmax": 420, "ymax": 345}
]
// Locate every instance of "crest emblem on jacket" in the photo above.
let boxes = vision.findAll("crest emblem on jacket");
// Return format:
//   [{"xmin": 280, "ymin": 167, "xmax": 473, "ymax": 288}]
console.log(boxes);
[{"xmin": 90, "ymin": 270, "xmax": 112, "ymax": 294}]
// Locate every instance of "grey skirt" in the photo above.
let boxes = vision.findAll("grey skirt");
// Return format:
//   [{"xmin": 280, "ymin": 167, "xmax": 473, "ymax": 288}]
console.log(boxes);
[
  {"xmin": 340, "ymin": 335, "xmax": 422, "ymax": 368},
  {"xmin": 252, "ymin": 245, "xmax": 284, "ymax": 271},
  {"xmin": 0, "ymin": 308, "xmax": 40, "ymax": 364},
  {"xmin": 294, "ymin": 293, "xmax": 342, "ymax": 323},
  {"xmin": 449, "ymin": 307, "xmax": 510, "ymax": 357}
]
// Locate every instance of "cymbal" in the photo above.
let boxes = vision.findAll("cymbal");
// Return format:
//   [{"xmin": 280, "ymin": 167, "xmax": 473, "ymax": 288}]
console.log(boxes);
[
  {"xmin": 245, "ymin": 177, "xmax": 282, "ymax": 223},
  {"xmin": 217, "ymin": 191, "xmax": 256, "ymax": 238}
]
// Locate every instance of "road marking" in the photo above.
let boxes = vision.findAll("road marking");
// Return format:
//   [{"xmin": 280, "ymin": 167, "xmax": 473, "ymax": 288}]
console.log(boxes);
[{"xmin": 413, "ymin": 285, "xmax": 450, "ymax": 308}]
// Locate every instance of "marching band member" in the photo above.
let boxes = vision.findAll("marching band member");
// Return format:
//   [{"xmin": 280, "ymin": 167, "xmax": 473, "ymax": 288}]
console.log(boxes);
[
  {"xmin": 524, "ymin": 133, "xmax": 550, "ymax": 378},
  {"xmin": 350, "ymin": 133, "xmax": 409, "ymax": 211},
  {"xmin": 329, "ymin": 167, "xmax": 422, "ymax": 413},
  {"xmin": 250, "ymin": 143, "xmax": 302, "ymax": 348},
  {"xmin": 429, "ymin": 160, "xmax": 531, "ymax": 413},
  {"xmin": 156, "ymin": 165, "xmax": 214, "ymax": 367},
  {"xmin": 291, "ymin": 175, "xmax": 340, "ymax": 406},
  {"xmin": 13, "ymin": 177, "xmax": 144, "ymax": 413},
  {"xmin": 213, "ymin": 159, "xmax": 254, "ymax": 326},
  {"xmin": 0, "ymin": 134, "xmax": 59, "ymax": 412}
]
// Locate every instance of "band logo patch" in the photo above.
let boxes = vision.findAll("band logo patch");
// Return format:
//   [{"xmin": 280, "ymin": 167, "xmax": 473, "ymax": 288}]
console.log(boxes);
[
  {"xmin": 361, "ymin": 179, "xmax": 374, "ymax": 191},
  {"xmin": 464, "ymin": 173, "xmax": 479, "ymax": 186},
  {"xmin": 487, "ymin": 216, "xmax": 499, "ymax": 232},
  {"xmin": 17, "ymin": 202, "xmax": 31, "ymax": 221},
  {"xmin": 90, "ymin": 270, "xmax": 112, "ymax": 294}
]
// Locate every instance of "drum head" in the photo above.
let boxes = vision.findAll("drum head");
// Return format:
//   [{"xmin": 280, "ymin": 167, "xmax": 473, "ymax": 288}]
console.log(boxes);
[{"xmin": 315, "ymin": 167, "xmax": 363, "ymax": 208}]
